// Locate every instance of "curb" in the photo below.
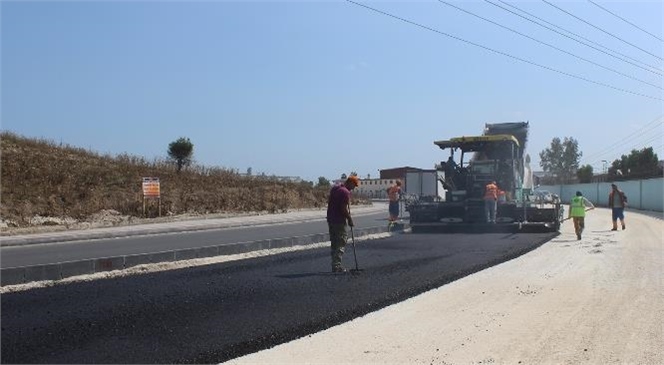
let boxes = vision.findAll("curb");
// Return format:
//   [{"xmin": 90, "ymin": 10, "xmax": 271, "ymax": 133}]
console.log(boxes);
[
  {"xmin": 0, "ymin": 206, "xmax": 389, "ymax": 247},
  {"xmin": 0, "ymin": 217, "xmax": 326, "ymax": 247},
  {"xmin": 0, "ymin": 224, "xmax": 409, "ymax": 287}
]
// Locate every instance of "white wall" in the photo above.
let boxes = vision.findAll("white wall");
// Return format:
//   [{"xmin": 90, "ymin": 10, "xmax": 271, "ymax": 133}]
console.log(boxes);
[{"xmin": 540, "ymin": 177, "xmax": 663, "ymax": 212}]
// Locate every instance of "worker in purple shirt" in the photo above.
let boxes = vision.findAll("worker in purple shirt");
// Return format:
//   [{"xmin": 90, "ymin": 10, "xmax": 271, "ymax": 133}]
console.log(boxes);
[{"xmin": 326, "ymin": 175, "xmax": 360, "ymax": 273}]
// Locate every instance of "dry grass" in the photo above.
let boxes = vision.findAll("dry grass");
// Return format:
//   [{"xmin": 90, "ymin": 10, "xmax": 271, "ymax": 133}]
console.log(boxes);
[{"xmin": 0, "ymin": 131, "xmax": 348, "ymax": 227}]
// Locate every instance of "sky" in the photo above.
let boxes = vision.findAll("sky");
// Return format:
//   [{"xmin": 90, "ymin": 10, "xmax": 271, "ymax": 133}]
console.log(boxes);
[{"xmin": 2, "ymin": 0, "xmax": 663, "ymax": 182}]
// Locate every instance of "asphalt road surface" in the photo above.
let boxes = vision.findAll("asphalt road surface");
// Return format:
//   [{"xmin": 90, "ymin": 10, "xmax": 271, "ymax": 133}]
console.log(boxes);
[
  {"xmin": 1, "ymin": 212, "xmax": 388, "ymax": 268},
  {"xmin": 1, "ymin": 231, "xmax": 557, "ymax": 364}
]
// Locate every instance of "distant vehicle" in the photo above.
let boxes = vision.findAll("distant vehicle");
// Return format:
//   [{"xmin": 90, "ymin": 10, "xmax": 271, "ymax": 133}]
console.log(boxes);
[{"xmin": 533, "ymin": 189, "xmax": 554, "ymax": 204}]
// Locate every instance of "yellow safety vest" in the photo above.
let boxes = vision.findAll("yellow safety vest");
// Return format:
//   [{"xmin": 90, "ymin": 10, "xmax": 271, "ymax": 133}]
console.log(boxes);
[{"xmin": 570, "ymin": 196, "xmax": 586, "ymax": 217}]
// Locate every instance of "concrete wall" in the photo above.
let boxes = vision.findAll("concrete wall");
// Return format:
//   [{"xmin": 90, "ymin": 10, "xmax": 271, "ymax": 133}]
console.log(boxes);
[{"xmin": 540, "ymin": 177, "xmax": 663, "ymax": 212}]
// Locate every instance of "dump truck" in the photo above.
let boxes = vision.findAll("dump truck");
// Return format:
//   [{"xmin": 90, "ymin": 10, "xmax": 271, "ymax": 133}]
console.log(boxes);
[{"xmin": 407, "ymin": 122, "xmax": 562, "ymax": 233}]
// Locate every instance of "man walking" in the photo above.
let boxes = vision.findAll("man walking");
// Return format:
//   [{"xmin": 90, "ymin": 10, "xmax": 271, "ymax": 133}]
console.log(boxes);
[
  {"xmin": 568, "ymin": 191, "xmax": 595, "ymax": 240},
  {"xmin": 387, "ymin": 180, "xmax": 402, "ymax": 223},
  {"xmin": 608, "ymin": 183, "xmax": 628, "ymax": 231},
  {"xmin": 326, "ymin": 175, "xmax": 360, "ymax": 273},
  {"xmin": 484, "ymin": 180, "xmax": 498, "ymax": 223}
]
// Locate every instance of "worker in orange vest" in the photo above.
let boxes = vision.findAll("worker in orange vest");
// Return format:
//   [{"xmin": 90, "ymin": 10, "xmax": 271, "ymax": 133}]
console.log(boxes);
[
  {"xmin": 484, "ymin": 181, "xmax": 498, "ymax": 223},
  {"xmin": 387, "ymin": 180, "xmax": 402, "ymax": 222}
]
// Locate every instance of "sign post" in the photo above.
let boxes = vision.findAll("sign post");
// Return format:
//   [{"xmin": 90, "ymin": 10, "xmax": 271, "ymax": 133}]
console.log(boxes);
[{"xmin": 142, "ymin": 177, "xmax": 161, "ymax": 217}]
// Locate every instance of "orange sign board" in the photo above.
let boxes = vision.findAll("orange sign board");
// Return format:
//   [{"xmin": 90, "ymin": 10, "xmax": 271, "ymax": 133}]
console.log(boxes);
[{"xmin": 142, "ymin": 177, "xmax": 160, "ymax": 198}]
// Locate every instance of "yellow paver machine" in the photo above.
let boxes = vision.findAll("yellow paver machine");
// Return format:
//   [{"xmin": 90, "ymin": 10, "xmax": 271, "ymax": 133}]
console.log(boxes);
[{"xmin": 408, "ymin": 122, "xmax": 563, "ymax": 233}]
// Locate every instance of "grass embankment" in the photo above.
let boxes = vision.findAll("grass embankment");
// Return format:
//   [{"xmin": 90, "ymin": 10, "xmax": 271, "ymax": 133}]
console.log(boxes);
[{"xmin": 1, "ymin": 132, "xmax": 348, "ymax": 227}]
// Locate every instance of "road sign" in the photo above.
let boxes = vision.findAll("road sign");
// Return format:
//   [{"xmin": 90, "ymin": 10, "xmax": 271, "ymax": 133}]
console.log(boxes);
[
  {"xmin": 142, "ymin": 177, "xmax": 161, "ymax": 217},
  {"xmin": 142, "ymin": 177, "xmax": 160, "ymax": 198}
]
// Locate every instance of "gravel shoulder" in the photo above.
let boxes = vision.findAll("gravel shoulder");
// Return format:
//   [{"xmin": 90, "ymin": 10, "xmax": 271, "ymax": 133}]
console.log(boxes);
[{"xmin": 227, "ymin": 208, "xmax": 664, "ymax": 365}]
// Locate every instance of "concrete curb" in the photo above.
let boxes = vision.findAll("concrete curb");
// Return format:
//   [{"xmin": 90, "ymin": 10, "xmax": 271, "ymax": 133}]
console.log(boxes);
[
  {"xmin": 0, "ymin": 217, "xmax": 325, "ymax": 247},
  {"xmin": 0, "ymin": 224, "xmax": 408, "ymax": 286},
  {"xmin": 0, "ymin": 205, "xmax": 389, "ymax": 247}
]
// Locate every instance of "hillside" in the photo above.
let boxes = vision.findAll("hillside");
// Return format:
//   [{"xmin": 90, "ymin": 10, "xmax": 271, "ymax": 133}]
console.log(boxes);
[{"xmin": 1, "ymin": 132, "xmax": 339, "ymax": 230}]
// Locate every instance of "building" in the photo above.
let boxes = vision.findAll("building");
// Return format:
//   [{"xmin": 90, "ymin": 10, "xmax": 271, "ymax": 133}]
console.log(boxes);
[
  {"xmin": 332, "ymin": 177, "xmax": 400, "ymax": 199},
  {"xmin": 334, "ymin": 166, "xmax": 441, "ymax": 199},
  {"xmin": 354, "ymin": 178, "xmax": 402, "ymax": 199},
  {"xmin": 379, "ymin": 166, "xmax": 424, "ymax": 180}
]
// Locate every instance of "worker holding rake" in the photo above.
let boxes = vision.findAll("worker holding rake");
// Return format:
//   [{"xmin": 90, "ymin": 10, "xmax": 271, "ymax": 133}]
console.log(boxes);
[
  {"xmin": 387, "ymin": 180, "xmax": 402, "ymax": 223},
  {"xmin": 568, "ymin": 191, "xmax": 595, "ymax": 240},
  {"xmin": 326, "ymin": 175, "xmax": 360, "ymax": 273}
]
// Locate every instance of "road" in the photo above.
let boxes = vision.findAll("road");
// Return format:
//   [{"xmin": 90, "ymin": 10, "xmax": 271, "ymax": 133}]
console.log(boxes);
[
  {"xmin": 1, "ymin": 211, "xmax": 388, "ymax": 268},
  {"xmin": 1, "ymin": 231, "xmax": 556, "ymax": 363},
  {"xmin": 227, "ymin": 208, "xmax": 664, "ymax": 365}
]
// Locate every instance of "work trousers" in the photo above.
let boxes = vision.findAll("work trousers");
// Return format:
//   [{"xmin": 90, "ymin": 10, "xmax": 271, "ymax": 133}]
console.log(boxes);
[
  {"xmin": 388, "ymin": 201, "xmax": 399, "ymax": 221},
  {"xmin": 328, "ymin": 223, "xmax": 347, "ymax": 269},
  {"xmin": 572, "ymin": 216, "xmax": 585, "ymax": 236},
  {"xmin": 485, "ymin": 199, "xmax": 497, "ymax": 223}
]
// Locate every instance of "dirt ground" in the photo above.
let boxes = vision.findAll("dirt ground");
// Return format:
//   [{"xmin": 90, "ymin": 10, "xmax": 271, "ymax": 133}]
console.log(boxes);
[{"xmin": 226, "ymin": 208, "xmax": 664, "ymax": 365}]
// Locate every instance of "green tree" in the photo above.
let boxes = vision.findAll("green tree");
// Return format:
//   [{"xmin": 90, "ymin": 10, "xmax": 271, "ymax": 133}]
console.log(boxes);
[
  {"xmin": 539, "ymin": 137, "xmax": 582, "ymax": 184},
  {"xmin": 608, "ymin": 147, "xmax": 662, "ymax": 180},
  {"xmin": 167, "ymin": 137, "xmax": 194, "ymax": 172},
  {"xmin": 577, "ymin": 164, "xmax": 593, "ymax": 183},
  {"xmin": 316, "ymin": 176, "xmax": 330, "ymax": 188}
]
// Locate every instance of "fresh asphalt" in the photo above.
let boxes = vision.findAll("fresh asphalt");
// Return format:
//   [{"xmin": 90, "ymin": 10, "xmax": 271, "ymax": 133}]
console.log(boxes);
[
  {"xmin": 1, "ymin": 212, "xmax": 388, "ymax": 268},
  {"xmin": 1, "ymin": 231, "xmax": 558, "ymax": 364}
]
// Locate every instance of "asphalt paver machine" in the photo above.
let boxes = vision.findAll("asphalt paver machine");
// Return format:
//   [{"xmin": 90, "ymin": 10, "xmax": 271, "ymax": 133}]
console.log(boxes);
[{"xmin": 408, "ymin": 122, "xmax": 562, "ymax": 233}]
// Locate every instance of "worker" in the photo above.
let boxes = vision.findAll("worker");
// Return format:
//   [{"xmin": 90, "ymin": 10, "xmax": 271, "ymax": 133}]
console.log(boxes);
[
  {"xmin": 608, "ymin": 183, "xmax": 628, "ymax": 231},
  {"xmin": 444, "ymin": 156, "xmax": 457, "ymax": 190},
  {"xmin": 387, "ymin": 180, "xmax": 402, "ymax": 222},
  {"xmin": 326, "ymin": 175, "xmax": 359, "ymax": 273},
  {"xmin": 568, "ymin": 191, "xmax": 595, "ymax": 240},
  {"xmin": 484, "ymin": 180, "xmax": 498, "ymax": 223}
]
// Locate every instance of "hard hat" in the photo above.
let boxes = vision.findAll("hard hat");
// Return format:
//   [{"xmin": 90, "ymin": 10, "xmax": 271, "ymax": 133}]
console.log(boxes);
[{"xmin": 346, "ymin": 175, "xmax": 360, "ymax": 187}]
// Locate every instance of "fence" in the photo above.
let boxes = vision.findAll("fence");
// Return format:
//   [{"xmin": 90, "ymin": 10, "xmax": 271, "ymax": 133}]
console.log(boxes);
[{"xmin": 540, "ymin": 177, "xmax": 663, "ymax": 212}]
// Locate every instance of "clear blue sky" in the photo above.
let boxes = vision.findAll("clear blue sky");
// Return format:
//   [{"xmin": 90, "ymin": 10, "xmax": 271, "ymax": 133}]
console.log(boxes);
[{"xmin": 2, "ymin": 0, "xmax": 662, "ymax": 182}]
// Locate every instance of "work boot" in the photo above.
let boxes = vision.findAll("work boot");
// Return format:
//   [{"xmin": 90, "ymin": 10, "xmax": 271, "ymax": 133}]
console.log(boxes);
[
  {"xmin": 611, "ymin": 228, "xmax": 618, "ymax": 231},
  {"xmin": 622, "ymin": 224, "xmax": 626, "ymax": 230},
  {"xmin": 332, "ymin": 267, "xmax": 347, "ymax": 273},
  {"xmin": 577, "ymin": 233, "xmax": 581, "ymax": 240}
]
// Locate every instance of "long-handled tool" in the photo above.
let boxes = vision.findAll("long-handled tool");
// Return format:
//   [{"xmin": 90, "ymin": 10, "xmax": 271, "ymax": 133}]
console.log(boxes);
[
  {"xmin": 561, "ymin": 207, "xmax": 594, "ymax": 222},
  {"xmin": 349, "ymin": 226, "xmax": 363, "ymax": 274}
]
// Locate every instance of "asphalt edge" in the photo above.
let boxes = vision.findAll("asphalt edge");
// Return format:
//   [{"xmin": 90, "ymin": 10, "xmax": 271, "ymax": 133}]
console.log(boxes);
[
  {"xmin": 0, "ymin": 206, "xmax": 389, "ymax": 247},
  {"xmin": 0, "ymin": 224, "xmax": 409, "ymax": 287},
  {"xmin": 0, "ymin": 217, "xmax": 330, "ymax": 247}
]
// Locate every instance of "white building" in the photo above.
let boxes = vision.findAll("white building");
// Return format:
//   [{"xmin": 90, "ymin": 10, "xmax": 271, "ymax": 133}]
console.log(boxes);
[{"xmin": 333, "ymin": 178, "xmax": 400, "ymax": 199}]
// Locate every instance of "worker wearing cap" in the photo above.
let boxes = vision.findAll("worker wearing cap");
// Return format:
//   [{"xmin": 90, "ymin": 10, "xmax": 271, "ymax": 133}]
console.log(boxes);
[
  {"xmin": 484, "ymin": 180, "xmax": 498, "ymax": 223},
  {"xmin": 387, "ymin": 180, "xmax": 402, "ymax": 222},
  {"xmin": 326, "ymin": 175, "xmax": 359, "ymax": 273},
  {"xmin": 568, "ymin": 191, "xmax": 595, "ymax": 240}
]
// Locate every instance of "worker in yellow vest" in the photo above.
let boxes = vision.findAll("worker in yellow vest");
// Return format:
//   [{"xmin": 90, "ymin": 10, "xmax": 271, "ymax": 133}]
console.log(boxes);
[{"xmin": 568, "ymin": 191, "xmax": 595, "ymax": 240}]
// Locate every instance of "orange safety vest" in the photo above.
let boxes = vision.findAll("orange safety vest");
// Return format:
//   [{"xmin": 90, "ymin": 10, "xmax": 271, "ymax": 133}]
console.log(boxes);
[{"xmin": 484, "ymin": 183, "xmax": 498, "ymax": 200}]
